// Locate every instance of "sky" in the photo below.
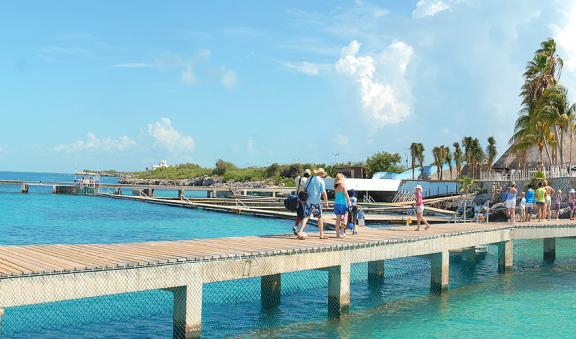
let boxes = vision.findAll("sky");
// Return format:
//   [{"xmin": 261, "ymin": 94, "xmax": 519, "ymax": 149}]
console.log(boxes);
[{"xmin": 1, "ymin": 0, "xmax": 576, "ymax": 173}]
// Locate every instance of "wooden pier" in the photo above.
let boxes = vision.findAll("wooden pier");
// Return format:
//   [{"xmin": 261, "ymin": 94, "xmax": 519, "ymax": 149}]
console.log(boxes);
[{"xmin": 0, "ymin": 221, "xmax": 574, "ymax": 337}]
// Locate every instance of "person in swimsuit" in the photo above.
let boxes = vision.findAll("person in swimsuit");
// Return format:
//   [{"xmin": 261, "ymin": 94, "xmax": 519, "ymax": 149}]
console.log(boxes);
[
  {"xmin": 505, "ymin": 182, "xmax": 518, "ymax": 224},
  {"xmin": 544, "ymin": 180, "xmax": 555, "ymax": 221},
  {"xmin": 520, "ymin": 191, "xmax": 526, "ymax": 222},
  {"xmin": 555, "ymin": 189, "xmax": 562, "ymax": 220},
  {"xmin": 525, "ymin": 185, "xmax": 535, "ymax": 222},
  {"xmin": 414, "ymin": 185, "xmax": 430, "ymax": 231},
  {"xmin": 333, "ymin": 173, "xmax": 351, "ymax": 239},
  {"xmin": 535, "ymin": 182, "xmax": 547, "ymax": 222},
  {"xmin": 569, "ymin": 189, "xmax": 576, "ymax": 221}
]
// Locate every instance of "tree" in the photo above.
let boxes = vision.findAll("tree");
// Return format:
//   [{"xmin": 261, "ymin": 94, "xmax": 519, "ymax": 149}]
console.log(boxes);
[
  {"xmin": 213, "ymin": 159, "xmax": 236, "ymax": 176},
  {"xmin": 364, "ymin": 152, "xmax": 404, "ymax": 177},
  {"xmin": 471, "ymin": 138, "xmax": 485, "ymax": 178},
  {"xmin": 417, "ymin": 144, "xmax": 425, "ymax": 179},
  {"xmin": 432, "ymin": 146, "xmax": 443, "ymax": 180},
  {"xmin": 265, "ymin": 163, "xmax": 280, "ymax": 178},
  {"xmin": 462, "ymin": 136, "xmax": 474, "ymax": 176},
  {"xmin": 453, "ymin": 142, "xmax": 463, "ymax": 179},
  {"xmin": 410, "ymin": 143, "xmax": 419, "ymax": 180},
  {"xmin": 444, "ymin": 146, "xmax": 453, "ymax": 180},
  {"xmin": 486, "ymin": 136, "xmax": 497, "ymax": 170}
]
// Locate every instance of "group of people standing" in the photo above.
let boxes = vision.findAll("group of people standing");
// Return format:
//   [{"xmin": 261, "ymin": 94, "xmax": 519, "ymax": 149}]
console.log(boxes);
[
  {"xmin": 504, "ymin": 180, "xmax": 576, "ymax": 223},
  {"xmin": 292, "ymin": 168, "xmax": 360, "ymax": 240}
]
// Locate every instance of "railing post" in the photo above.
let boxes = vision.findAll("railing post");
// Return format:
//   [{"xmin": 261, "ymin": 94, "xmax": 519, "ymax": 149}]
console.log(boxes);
[
  {"xmin": 328, "ymin": 262, "xmax": 350, "ymax": 318},
  {"xmin": 498, "ymin": 240, "xmax": 513, "ymax": 273},
  {"xmin": 261, "ymin": 274, "xmax": 281, "ymax": 309},
  {"xmin": 430, "ymin": 250, "xmax": 449, "ymax": 293},
  {"xmin": 170, "ymin": 280, "xmax": 203, "ymax": 339},
  {"xmin": 544, "ymin": 238, "xmax": 556, "ymax": 263}
]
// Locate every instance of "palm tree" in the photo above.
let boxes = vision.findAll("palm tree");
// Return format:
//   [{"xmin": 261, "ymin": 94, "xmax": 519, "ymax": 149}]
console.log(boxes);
[
  {"xmin": 417, "ymin": 143, "xmax": 425, "ymax": 179},
  {"xmin": 471, "ymin": 138, "xmax": 484, "ymax": 179},
  {"xmin": 432, "ymin": 146, "xmax": 443, "ymax": 180},
  {"xmin": 462, "ymin": 136, "xmax": 474, "ymax": 176},
  {"xmin": 486, "ymin": 137, "xmax": 497, "ymax": 170},
  {"xmin": 410, "ymin": 143, "xmax": 419, "ymax": 180},
  {"xmin": 453, "ymin": 142, "xmax": 463, "ymax": 179},
  {"xmin": 445, "ymin": 146, "xmax": 453, "ymax": 180}
]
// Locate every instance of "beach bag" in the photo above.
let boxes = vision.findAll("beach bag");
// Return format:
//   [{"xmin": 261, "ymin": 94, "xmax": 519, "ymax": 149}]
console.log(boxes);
[
  {"xmin": 284, "ymin": 194, "xmax": 299, "ymax": 211},
  {"xmin": 298, "ymin": 176, "xmax": 314, "ymax": 202}
]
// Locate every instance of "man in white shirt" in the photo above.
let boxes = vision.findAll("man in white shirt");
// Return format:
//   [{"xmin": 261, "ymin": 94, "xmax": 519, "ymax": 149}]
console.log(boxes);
[{"xmin": 292, "ymin": 169, "xmax": 311, "ymax": 235}]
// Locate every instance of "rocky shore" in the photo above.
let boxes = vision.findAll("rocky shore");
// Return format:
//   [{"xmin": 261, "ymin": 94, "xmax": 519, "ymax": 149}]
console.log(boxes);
[{"xmin": 119, "ymin": 175, "xmax": 276, "ymax": 188}]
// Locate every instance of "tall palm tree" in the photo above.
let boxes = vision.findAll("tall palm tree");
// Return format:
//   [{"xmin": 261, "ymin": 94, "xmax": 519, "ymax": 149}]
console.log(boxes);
[
  {"xmin": 432, "ymin": 146, "xmax": 443, "ymax": 180},
  {"xmin": 462, "ymin": 136, "xmax": 474, "ymax": 176},
  {"xmin": 453, "ymin": 142, "xmax": 463, "ymax": 179},
  {"xmin": 417, "ymin": 143, "xmax": 425, "ymax": 179},
  {"xmin": 539, "ymin": 85, "xmax": 576, "ymax": 166},
  {"xmin": 471, "ymin": 138, "xmax": 484, "ymax": 179},
  {"xmin": 486, "ymin": 137, "xmax": 497, "ymax": 170},
  {"xmin": 409, "ymin": 143, "xmax": 419, "ymax": 180},
  {"xmin": 444, "ymin": 146, "xmax": 453, "ymax": 180}
]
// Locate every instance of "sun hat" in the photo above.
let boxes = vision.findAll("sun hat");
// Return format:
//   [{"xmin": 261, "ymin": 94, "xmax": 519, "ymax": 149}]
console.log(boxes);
[
  {"xmin": 304, "ymin": 169, "xmax": 312, "ymax": 176},
  {"xmin": 334, "ymin": 173, "xmax": 345, "ymax": 185},
  {"xmin": 415, "ymin": 185, "xmax": 423, "ymax": 191},
  {"xmin": 314, "ymin": 168, "xmax": 326, "ymax": 176}
]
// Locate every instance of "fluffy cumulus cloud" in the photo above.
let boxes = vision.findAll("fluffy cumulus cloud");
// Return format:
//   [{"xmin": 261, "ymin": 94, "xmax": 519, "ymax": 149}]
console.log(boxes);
[
  {"xmin": 553, "ymin": 1, "xmax": 576, "ymax": 72},
  {"xmin": 335, "ymin": 40, "xmax": 413, "ymax": 127},
  {"xmin": 147, "ymin": 118, "xmax": 195, "ymax": 154},
  {"xmin": 412, "ymin": 0, "xmax": 451, "ymax": 18},
  {"xmin": 55, "ymin": 133, "xmax": 135, "ymax": 153}
]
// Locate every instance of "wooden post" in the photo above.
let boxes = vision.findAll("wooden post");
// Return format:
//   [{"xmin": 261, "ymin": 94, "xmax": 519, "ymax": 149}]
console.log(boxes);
[
  {"xmin": 272, "ymin": 191, "xmax": 276, "ymax": 198},
  {"xmin": 169, "ymin": 282, "xmax": 203, "ymax": 339},
  {"xmin": 243, "ymin": 189, "xmax": 248, "ymax": 196},
  {"xmin": 431, "ymin": 251, "xmax": 449, "ymax": 293},
  {"xmin": 328, "ymin": 263, "xmax": 350, "ymax": 318},
  {"xmin": 368, "ymin": 260, "xmax": 385, "ymax": 287},
  {"xmin": 206, "ymin": 190, "xmax": 211, "ymax": 198},
  {"xmin": 498, "ymin": 240, "xmax": 513, "ymax": 273},
  {"xmin": 544, "ymin": 238, "xmax": 556, "ymax": 262},
  {"xmin": 261, "ymin": 274, "xmax": 281, "ymax": 309}
]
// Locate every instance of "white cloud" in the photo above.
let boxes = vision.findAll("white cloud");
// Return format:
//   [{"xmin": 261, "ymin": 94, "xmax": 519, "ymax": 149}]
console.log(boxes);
[
  {"xmin": 112, "ymin": 63, "xmax": 151, "ymax": 68},
  {"xmin": 147, "ymin": 118, "xmax": 195, "ymax": 154},
  {"xmin": 245, "ymin": 139, "xmax": 255, "ymax": 154},
  {"xmin": 221, "ymin": 67, "xmax": 238, "ymax": 88},
  {"xmin": 413, "ymin": 0, "xmax": 451, "ymax": 18},
  {"xmin": 335, "ymin": 134, "xmax": 349, "ymax": 146},
  {"xmin": 181, "ymin": 63, "xmax": 197, "ymax": 85},
  {"xmin": 55, "ymin": 133, "xmax": 135, "ymax": 153},
  {"xmin": 552, "ymin": 1, "xmax": 576, "ymax": 72},
  {"xmin": 335, "ymin": 40, "xmax": 413, "ymax": 128},
  {"xmin": 282, "ymin": 61, "xmax": 321, "ymax": 76}
]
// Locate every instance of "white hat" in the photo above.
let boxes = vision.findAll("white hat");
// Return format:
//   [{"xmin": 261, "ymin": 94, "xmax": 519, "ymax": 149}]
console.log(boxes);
[
  {"xmin": 415, "ymin": 185, "xmax": 423, "ymax": 191},
  {"xmin": 571, "ymin": 189, "xmax": 576, "ymax": 194},
  {"xmin": 304, "ymin": 169, "xmax": 312, "ymax": 176},
  {"xmin": 314, "ymin": 168, "xmax": 326, "ymax": 175}
]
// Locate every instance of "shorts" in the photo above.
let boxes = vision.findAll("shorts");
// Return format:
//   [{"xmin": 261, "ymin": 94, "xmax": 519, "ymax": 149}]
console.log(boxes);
[
  {"xmin": 520, "ymin": 204, "xmax": 526, "ymax": 211},
  {"xmin": 415, "ymin": 205, "xmax": 424, "ymax": 214},
  {"xmin": 304, "ymin": 203, "xmax": 322, "ymax": 218},
  {"xmin": 526, "ymin": 202, "xmax": 534, "ymax": 208},
  {"xmin": 556, "ymin": 203, "xmax": 561, "ymax": 212},
  {"xmin": 505, "ymin": 200, "xmax": 516, "ymax": 209},
  {"xmin": 536, "ymin": 201, "xmax": 545, "ymax": 206},
  {"xmin": 334, "ymin": 203, "xmax": 348, "ymax": 216},
  {"xmin": 545, "ymin": 196, "xmax": 552, "ymax": 206}
]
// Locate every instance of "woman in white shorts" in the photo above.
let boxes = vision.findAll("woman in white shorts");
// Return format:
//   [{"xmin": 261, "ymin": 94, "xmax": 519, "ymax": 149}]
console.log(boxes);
[{"xmin": 505, "ymin": 182, "xmax": 518, "ymax": 224}]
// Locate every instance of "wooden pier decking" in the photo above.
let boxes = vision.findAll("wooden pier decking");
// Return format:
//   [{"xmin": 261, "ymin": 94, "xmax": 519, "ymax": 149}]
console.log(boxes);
[{"xmin": 0, "ymin": 220, "xmax": 575, "ymax": 338}]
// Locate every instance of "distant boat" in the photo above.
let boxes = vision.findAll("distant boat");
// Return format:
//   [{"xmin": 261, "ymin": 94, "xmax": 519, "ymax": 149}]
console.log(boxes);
[{"xmin": 74, "ymin": 171, "xmax": 100, "ymax": 194}]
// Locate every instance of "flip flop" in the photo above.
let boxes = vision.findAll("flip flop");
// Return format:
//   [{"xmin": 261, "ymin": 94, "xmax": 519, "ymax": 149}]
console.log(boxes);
[
  {"xmin": 319, "ymin": 235, "xmax": 327, "ymax": 239},
  {"xmin": 292, "ymin": 227, "xmax": 298, "ymax": 236}
]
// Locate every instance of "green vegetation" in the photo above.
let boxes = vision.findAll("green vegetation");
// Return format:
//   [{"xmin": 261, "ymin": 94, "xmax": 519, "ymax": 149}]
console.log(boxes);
[
  {"xmin": 363, "ymin": 152, "xmax": 403, "ymax": 177},
  {"xmin": 136, "ymin": 163, "xmax": 211, "ymax": 180},
  {"xmin": 459, "ymin": 176, "xmax": 474, "ymax": 193},
  {"xmin": 510, "ymin": 38, "xmax": 576, "ymax": 169}
]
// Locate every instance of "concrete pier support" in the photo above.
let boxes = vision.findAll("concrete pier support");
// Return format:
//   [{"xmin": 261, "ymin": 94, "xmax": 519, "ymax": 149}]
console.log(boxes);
[
  {"xmin": 142, "ymin": 188, "xmax": 153, "ymax": 197},
  {"xmin": 178, "ymin": 190, "xmax": 185, "ymax": 200},
  {"xmin": 115, "ymin": 188, "xmax": 122, "ymax": 195},
  {"xmin": 544, "ymin": 238, "xmax": 556, "ymax": 262},
  {"xmin": 261, "ymin": 274, "xmax": 281, "ymax": 309},
  {"xmin": 170, "ymin": 283, "xmax": 203, "ymax": 339},
  {"xmin": 0, "ymin": 308, "xmax": 4, "ymax": 334},
  {"xmin": 498, "ymin": 240, "xmax": 514, "ymax": 273},
  {"xmin": 430, "ymin": 251, "xmax": 449, "ymax": 293},
  {"xmin": 463, "ymin": 247, "xmax": 476, "ymax": 264},
  {"xmin": 368, "ymin": 260, "xmax": 385, "ymax": 286},
  {"xmin": 272, "ymin": 191, "xmax": 276, "ymax": 198},
  {"xmin": 328, "ymin": 263, "xmax": 350, "ymax": 318}
]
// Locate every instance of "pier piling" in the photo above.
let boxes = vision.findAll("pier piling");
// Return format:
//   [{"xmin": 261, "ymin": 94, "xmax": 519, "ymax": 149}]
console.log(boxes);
[
  {"xmin": 261, "ymin": 274, "xmax": 282, "ymax": 309},
  {"xmin": 430, "ymin": 251, "xmax": 449, "ymax": 293},
  {"xmin": 170, "ymin": 283, "xmax": 203, "ymax": 339},
  {"xmin": 328, "ymin": 263, "xmax": 350, "ymax": 318},
  {"xmin": 368, "ymin": 260, "xmax": 385, "ymax": 287},
  {"xmin": 463, "ymin": 247, "xmax": 476, "ymax": 264},
  {"xmin": 498, "ymin": 240, "xmax": 514, "ymax": 273},
  {"xmin": 544, "ymin": 238, "xmax": 556, "ymax": 262}
]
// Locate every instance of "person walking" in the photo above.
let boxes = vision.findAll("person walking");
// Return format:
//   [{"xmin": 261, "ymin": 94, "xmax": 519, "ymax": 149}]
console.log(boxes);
[
  {"xmin": 535, "ymin": 182, "xmax": 546, "ymax": 222},
  {"xmin": 555, "ymin": 189, "xmax": 562, "ymax": 220},
  {"xmin": 505, "ymin": 182, "xmax": 518, "ymax": 224},
  {"xmin": 569, "ymin": 189, "xmax": 576, "ymax": 221},
  {"xmin": 298, "ymin": 168, "xmax": 329, "ymax": 240},
  {"xmin": 525, "ymin": 185, "xmax": 535, "ymax": 222},
  {"xmin": 520, "ymin": 191, "xmax": 526, "ymax": 222},
  {"xmin": 333, "ymin": 173, "xmax": 351, "ymax": 239},
  {"xmin": 292, "ymin": 169, "xmax": 311, "ymax": 235},
  {"xmin": 414, "ymin": 185, "xmax": 430, "ymax": 231},
  {"xmin": 544, "ymin": 180, "xmax": 555, "ymax": 221}
]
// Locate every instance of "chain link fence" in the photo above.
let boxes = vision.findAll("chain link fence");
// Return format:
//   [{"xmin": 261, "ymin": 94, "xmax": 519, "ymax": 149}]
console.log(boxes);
[{"xmin": 2, "ymin": 239, "xmax": 575, "ymax": 337}]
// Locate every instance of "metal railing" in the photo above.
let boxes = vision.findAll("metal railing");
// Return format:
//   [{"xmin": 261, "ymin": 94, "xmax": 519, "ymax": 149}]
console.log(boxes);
[{"xmin": 480, "ymin": 165, "xmax": 576, "ymax": 181}]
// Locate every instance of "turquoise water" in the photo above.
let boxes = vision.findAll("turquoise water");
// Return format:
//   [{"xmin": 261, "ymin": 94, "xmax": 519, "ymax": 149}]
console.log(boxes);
[{"xmin": 2, "ymin": 172, "xmax": 576, "ymax": 338}]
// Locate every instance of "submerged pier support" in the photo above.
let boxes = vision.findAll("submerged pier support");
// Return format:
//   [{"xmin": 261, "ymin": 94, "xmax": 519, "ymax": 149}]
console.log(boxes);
[
  {"xmin": 544, "ymin": 238, "xmax": 556, "ymax": 262},
  {"xmin": 261, "ymin": 274, "xmax": 281, "ymax": 309},
  {"xmin": 430, "ymin": 251, "xmax": 449, "ymax": 293},
  {"xmin": 463, "ymin": 247, "xmax": 476, "ymax": 264},
  {"xmin": 368, "ymin": 260, "xmax": 385, "ymax": 287},
  {"xmin": 170, "ymin": 282, "xmax": 203, "ymax": 339},
  {"xmin": 498, "ymin": 240, "xmax": 514, "ymax": 273},
  {"xmin": 328, "ymin": 263, "xmax": 350, "ymax": 318}
]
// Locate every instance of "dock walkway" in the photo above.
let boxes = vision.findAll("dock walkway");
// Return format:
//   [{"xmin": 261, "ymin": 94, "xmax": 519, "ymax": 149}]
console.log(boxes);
[{"xmin": 0, "ymin": 221, "xmax": 573, "ymax": 337}]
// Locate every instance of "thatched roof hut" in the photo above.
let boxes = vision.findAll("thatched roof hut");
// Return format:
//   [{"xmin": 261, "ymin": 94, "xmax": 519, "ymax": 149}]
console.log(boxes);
[{"xmin": 493, "ymin": 142, "xmax": 576, "ymax": 170}]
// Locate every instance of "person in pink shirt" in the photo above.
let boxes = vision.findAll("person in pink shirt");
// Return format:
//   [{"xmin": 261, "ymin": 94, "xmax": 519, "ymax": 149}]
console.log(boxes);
[{"xmin": 414, "ymin": 185, "xmax": 430, "ymax": 231}]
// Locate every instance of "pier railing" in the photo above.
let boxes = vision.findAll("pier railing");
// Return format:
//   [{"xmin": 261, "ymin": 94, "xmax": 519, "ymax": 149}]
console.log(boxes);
[{"xmin": 480, "ymin": 165, "xmax": 576, "ymax": 181}]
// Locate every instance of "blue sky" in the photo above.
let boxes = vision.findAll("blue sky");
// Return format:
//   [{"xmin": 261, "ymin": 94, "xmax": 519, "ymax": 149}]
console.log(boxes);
[{"xmin": 1, "ymin": 0, "xmax": 576, "ymax": 172}]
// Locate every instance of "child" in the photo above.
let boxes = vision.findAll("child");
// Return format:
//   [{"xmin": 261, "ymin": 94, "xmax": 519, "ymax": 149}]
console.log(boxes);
[
  {"xmin": 346, "ymin": 190, "xmax": 359, "ymax": 235},
  {"xmin": 555, "ymin": 189, "xmax": 562, "ymax": 220},
  {"xmin": 569, "ymin": 189, "xmax": 575, "ymax": 221},
  {"xmin": 333, "ymin": 173, "xmax": 351, "ymax": 239},
  {"xmin": 526, "ymin": 185, "xmax": 535, "ymax": 222},
  {"xmin": 520, "ymin": 192, "xmax": 526, "ymax": 222},
  {"xmin": 414, "ymin": 185, "xmax": 430, "ymax": 231}
]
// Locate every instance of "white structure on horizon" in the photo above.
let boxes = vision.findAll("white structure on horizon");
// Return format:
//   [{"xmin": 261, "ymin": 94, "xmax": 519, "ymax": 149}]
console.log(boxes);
[{"xmin": 152, "ymin": 160, "xmax": 168, "ymax": 170}]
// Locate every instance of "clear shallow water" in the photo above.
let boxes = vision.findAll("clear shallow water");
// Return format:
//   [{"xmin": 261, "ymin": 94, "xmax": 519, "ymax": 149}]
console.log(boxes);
[{"xmin": 2, "ymin": 172, "xmax": 576, "ymax": 338}]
